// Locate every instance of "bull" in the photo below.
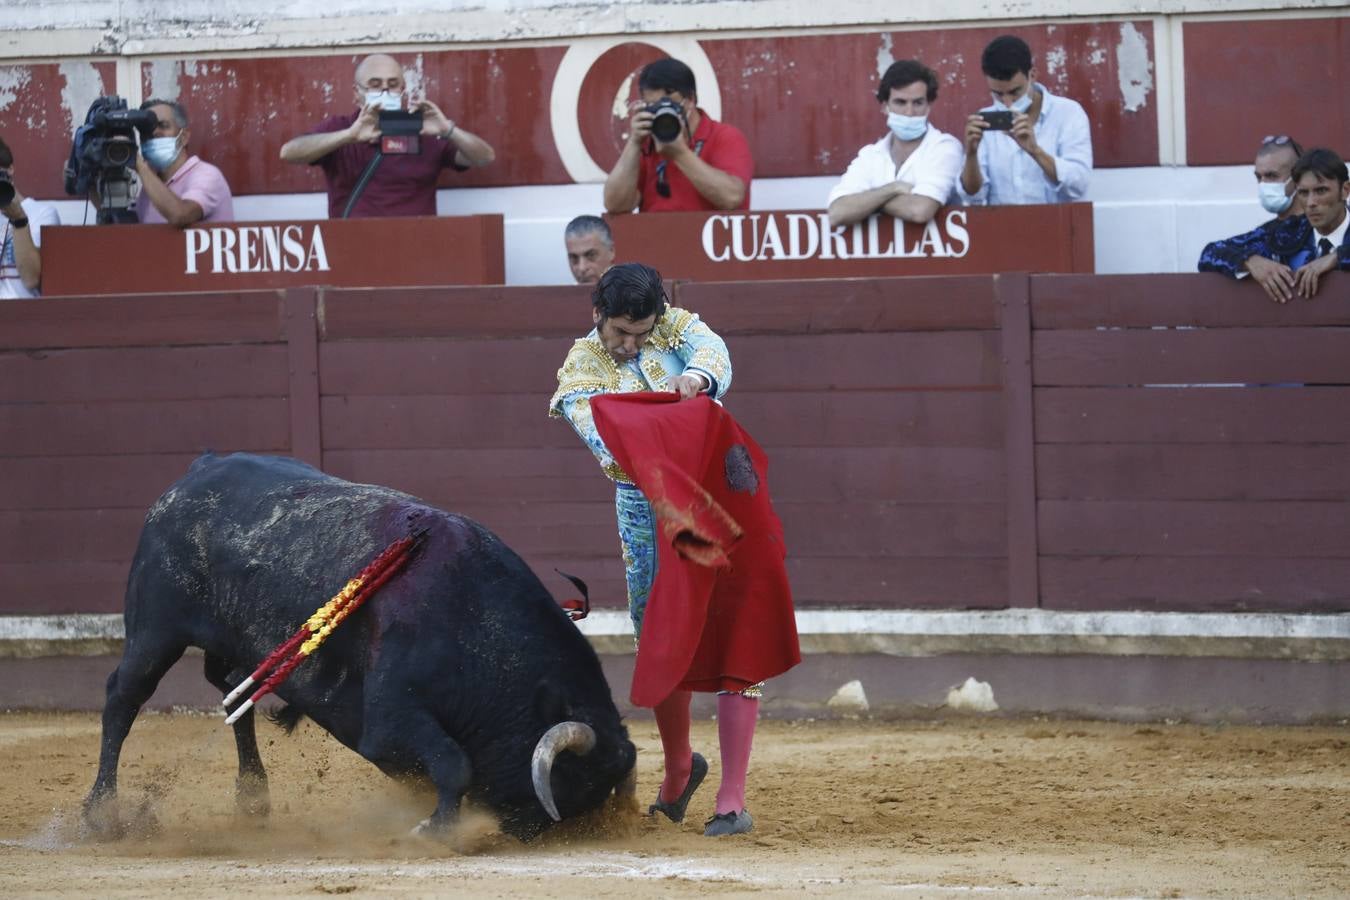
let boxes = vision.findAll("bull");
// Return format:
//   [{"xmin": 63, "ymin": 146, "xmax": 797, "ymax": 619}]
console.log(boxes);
[{"xmin": 83, "ymin": 453, "xmax": 636, "ymax": 841}]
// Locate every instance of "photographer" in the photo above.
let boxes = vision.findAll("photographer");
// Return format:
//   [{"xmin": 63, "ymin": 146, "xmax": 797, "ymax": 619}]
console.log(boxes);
[
  {"xmin": 827, "ymin": 60, "xmax": 962, "ymax": 228},
  {"xmin": 134, "ymin": 99, "xmax": 234, "ymax": 226},
  {"xmin": 603, "ymin": 58, "xmax": 752, "ymax": 214},
  {"xmin": 0, "ymin": 137, "xmax": 60, "ymax": 300},
  {"xmin": 958, "ymin": 35, "xmax": 1092, "ymax": 206},
  {"xmin": 279, "ymin": 54, "xmax": 495, "ymax": 219}
]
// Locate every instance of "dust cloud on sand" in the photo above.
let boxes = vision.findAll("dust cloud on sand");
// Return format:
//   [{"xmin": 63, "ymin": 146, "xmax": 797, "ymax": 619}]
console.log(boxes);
[{"xmin": 0, "ymin": 711, "xmax": 1345, "ymax": 897}]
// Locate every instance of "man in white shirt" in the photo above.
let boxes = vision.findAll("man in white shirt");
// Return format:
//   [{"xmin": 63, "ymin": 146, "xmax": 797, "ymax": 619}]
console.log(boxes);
[
  {"xmin": 827, "ymin": 60, "xmax": 963, "ymax": 227},
  {"xmin": 0, "ymin": 137, "xmax": 60, "ymax": 300},
  {"xmin": 959, "ymin": 35, "xmax": 1093, "ymax": 206}
]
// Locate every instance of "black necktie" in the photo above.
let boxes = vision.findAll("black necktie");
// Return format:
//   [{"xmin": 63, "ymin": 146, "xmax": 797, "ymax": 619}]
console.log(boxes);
[{"xmin": 1319, "ymin": 237, "xmax": 1335, "ymax": 258}]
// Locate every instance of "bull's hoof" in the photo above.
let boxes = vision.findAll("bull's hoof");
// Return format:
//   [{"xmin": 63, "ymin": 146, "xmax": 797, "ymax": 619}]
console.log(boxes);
[
  {"xmin": 81, "ymin": 796, "xmax": 125, "ymax": 842},
  {"xmin": 235, "ymin": 775, "xmax": 271, "ymax": 818},
  {"xmin": 703, "ymin": 809, "xmax": 753, "ymax": 837},
  {"xmin": 409, "ymin": 816, "xmax": 451, "ymax": 839}
]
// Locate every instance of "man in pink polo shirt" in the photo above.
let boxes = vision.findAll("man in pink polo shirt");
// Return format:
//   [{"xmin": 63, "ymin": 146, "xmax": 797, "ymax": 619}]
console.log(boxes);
[{"xmin": 134, "ymin": 99, "xmax": 234, "ymax": 226}]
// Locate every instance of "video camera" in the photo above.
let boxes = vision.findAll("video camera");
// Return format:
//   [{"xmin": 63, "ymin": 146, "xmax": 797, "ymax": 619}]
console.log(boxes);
[
  {"xmin": 63, "ymin": 95, "xmax": 159, "ymax": 224},
  {"xmin": 645, "ymin": 98, "xmax": 686, "ymax": 144}
]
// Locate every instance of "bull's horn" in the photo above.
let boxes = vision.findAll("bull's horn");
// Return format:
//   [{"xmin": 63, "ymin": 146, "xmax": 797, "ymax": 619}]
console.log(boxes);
[{"xmin": 531, "ymin": 721, "xmax": 597, "ymax": 822}]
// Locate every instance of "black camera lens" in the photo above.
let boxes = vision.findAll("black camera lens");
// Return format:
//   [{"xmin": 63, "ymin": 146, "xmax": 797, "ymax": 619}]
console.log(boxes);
[
  {"xmin": 646, "ymin": 99, "xmax": 684, "ymax": 143},
  {"xmin": 103, "ymin": 139, "xmax": 135, "ymax": 167},
  {"xmin": 0, "ymin": 172, "xmax": 13, "ymax": 208}
]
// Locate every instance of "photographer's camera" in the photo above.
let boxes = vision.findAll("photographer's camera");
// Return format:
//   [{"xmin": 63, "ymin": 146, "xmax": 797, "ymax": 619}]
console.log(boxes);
[{"xmin": 645, "ymin": 98, "xmax": 685, "ymax": 144}]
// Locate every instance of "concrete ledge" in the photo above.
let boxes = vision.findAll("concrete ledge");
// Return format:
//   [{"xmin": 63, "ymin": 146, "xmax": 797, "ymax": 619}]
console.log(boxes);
[{"xmin": 4, "ymin": 609, "xmax": 1347, "ymax": 660}]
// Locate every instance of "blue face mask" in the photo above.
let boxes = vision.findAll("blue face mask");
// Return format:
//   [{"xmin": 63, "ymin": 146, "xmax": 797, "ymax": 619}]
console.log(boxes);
[
  {"xmin": 1258, "ymin": 181, "xmax": 1294, "ymax": 215},
  {"xmin": 141, "ymin": 136, "xmax": 181, "ymax": 172},
  {"xmin": 886, "ymin": 111, "xmax": 928, "ymax": 142}
]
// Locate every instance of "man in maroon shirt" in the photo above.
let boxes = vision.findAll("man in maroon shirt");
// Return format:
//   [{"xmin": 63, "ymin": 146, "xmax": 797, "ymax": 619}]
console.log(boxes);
[
  {"xmin": 279, "ymin": 54, "xmax": 495, "ymax": 218},
  {"xmin": 603, "ymin": 58, "xmax": 753, "ymax": 214}
]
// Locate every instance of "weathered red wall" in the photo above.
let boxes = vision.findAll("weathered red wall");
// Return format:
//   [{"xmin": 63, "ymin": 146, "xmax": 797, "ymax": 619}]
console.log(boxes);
[
  {"xmin": 3, "ymin": 21, "xmax": 1159, "ymax": 200},
  {"xmin": 3, "ymin": 274, "xmax": 1348, "ymax": 617},
  {"xmin": 1183, "ymin": 17, "xmax": 1349, "ymax": 166}
]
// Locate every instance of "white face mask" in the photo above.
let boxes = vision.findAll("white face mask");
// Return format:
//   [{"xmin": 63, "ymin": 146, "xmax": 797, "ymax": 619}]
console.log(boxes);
[
  {"xmin": 1258, "ymin": 181, "xmax": 1294, "ymax": 215},
  {"xmin": 886, "ymin": 111, "xmax": 928, "ymax": 142},
  {"xmin": 996, "ymin": 84, "xmax": 1035, "ymax": 113},
  {"xmin": 364, "ymin": 90, "xmax": 402, "ymax": 111}
]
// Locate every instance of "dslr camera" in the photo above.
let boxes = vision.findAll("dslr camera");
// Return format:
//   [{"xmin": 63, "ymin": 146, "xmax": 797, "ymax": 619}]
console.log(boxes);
[
  {"xmin": 0, "ymin": 171, "xmax": 14, "ymax": 209},
  {"xmin": 63, "ymin": 95, "xmax": 159, "ymax": 224},
  {"xmin": 645, "ymin": 97, "xmax": 686, "ymax": 144}
]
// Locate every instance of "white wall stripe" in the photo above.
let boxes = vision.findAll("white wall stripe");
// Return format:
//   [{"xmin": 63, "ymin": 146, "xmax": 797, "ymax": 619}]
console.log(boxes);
[{"xmin": 4, "ymin": 610, "xmax": 1346, "ymax": 661}]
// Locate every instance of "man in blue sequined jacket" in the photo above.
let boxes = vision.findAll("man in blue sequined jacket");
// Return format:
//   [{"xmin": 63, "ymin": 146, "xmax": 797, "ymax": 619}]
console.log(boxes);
[{"xmin": 1199, "ymin": 148, "xmax": 1350, "ymax": 303}]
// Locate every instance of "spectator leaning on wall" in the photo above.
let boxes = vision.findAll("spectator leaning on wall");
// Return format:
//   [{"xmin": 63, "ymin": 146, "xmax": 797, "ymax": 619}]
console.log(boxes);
[
  {"xmin": 603, "ymin": 58, "xmax": 753, "ymax": 214},
  {"xmin": 1199, "ymin": 148, "xmax": 1350, "ymax": 302},
  {"xmin": 565, "ymin": 215, "xmax": 616, "ymax": 284},
  {"xmin": 135, "ymin": 99, "xmax": 234, "ymax": 227},
  {"xmin": 827, "ymin": 60, "xmax": 963, "ymax": 228},
  {"xmin": 959, "ymin": 35, "xmax": 1092, "ymax": 206},
  {"xmin": 279, "ymin": 53, "xmax": 495, "ymax": 218},
  {"xmin": 0, "ymin": 136, "xmax": 60, "ymax": 300}
]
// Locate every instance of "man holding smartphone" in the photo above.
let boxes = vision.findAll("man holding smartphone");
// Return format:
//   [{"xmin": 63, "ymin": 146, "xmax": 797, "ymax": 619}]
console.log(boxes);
[{"xmin": 958, "ymin": 35, "xmax": 1093, "ymax": 206}]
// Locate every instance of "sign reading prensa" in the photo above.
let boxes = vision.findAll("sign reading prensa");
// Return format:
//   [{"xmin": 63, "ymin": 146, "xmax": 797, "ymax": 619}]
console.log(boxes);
[
  {"xmin": 42, "ymin": 215, "xmax": 506, "ymax": 296},
  {"xmin": 610, "ymin": 203, "xmax": 1093, "ymax": 281},
  {"xmin": 185, "ymin": 224, "xmax": 331, "ymax": 275}
]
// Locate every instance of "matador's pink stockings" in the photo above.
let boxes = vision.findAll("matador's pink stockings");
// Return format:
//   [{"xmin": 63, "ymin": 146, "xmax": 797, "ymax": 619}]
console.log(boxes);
[
  {"xmin": 714, "ymin": 692, "xmax": 759, "ymax": 814},
  {"xmin": 654, "ymin": 689, "xmax": 693, "ymax": 803}
]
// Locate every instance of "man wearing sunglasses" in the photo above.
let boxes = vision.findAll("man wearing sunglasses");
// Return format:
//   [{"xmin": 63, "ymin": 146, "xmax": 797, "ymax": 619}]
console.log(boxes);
[
  {"xmin": 1199, "ymin": 147, "xmax": 1349, "ymax": 302},
  {"xmin": 603, "ymin": 58, "xmax": 753, "ymax": 214}
]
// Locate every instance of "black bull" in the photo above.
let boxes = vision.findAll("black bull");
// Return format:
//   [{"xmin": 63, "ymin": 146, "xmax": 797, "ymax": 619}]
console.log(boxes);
[{"xmin": 84, "ymin": 453, "xmax": 637, "ymax": 840}]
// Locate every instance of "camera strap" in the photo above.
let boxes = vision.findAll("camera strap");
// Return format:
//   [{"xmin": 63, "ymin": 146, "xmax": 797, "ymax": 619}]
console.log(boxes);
[
  {"xmin": 654, "ymin": 139, "xmax": 705, "ymax": 185},
  {"xmin": 342, "ymin": 151, "xmax": 385, "ymax": 219}
]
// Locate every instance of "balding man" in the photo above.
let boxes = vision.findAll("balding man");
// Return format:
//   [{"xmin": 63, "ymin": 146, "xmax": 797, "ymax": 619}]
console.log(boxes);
[{"xmin": 280, "ymin": 53, "xmax": 495, "ymax": 218}]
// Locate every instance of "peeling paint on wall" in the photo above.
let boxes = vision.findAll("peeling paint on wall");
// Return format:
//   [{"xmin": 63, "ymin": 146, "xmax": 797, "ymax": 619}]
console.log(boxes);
[
  {"xmin": 147, "ymin": 59, "xmax": 181, "ymax": 102},
  {"xmin": 875, "ymin": 33, "xmax": 894, "ymax": 79},
  {"xmin": 0, "ymin": 67, "xmax": 31, "ymax": 111},
  {"xmin": 1116, "ymin": 21, "xmax": 1153, "ymax": 112},
  {"xmin": 58, "ymin": 61, "xmax": 106, "ymax": 134},
  {"xmin": 1044, "ymin": 45, "xmax": 1066, "ymax": 79}
]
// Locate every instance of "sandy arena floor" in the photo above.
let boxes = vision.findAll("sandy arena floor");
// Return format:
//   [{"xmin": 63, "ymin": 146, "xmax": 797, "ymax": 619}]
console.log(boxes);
[{"xmin": 0, "ymin": 711, "xmax": 1345, "ymax": 898}]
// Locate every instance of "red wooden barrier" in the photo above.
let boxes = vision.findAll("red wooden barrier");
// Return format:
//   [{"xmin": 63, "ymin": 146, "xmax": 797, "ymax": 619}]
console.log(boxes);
[{"xmin": 3, "ymin": 273, "xmax": 1348, "ymax": 617}]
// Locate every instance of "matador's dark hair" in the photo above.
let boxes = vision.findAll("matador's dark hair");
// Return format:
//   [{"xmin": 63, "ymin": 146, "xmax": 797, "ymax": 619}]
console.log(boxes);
[{"xmin": 592, "ymin": 262, "xmax": 667, "ymax": 323}]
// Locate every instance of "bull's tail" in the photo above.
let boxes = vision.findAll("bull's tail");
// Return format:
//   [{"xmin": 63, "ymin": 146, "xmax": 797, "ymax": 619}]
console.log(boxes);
[{"xmin": 263, "ymin": 703, "xmax": 306, "ymax": 735}]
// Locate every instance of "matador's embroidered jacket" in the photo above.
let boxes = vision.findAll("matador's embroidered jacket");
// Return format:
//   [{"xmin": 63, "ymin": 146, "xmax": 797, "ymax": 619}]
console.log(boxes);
[{"xmin": 549, "ymin": 307, "xmax": 732, "ymax": 483}]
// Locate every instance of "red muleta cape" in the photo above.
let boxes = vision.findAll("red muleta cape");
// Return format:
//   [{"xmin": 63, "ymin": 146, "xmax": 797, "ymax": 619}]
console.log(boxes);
[{"xmin": 590, "ymin": 392, "xmax": 801, "ymax": 707}]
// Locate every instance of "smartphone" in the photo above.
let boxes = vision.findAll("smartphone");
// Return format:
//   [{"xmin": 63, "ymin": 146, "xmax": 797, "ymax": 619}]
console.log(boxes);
[{"xmin": 980, "ymin": 110, "xmax": 1014, "ymax": 131}]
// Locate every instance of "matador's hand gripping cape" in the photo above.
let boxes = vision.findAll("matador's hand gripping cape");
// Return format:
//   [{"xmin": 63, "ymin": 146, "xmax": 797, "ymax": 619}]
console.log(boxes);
[{"xmin": 591, "ymin": 392, "xmax": 801, "ymax": 707}]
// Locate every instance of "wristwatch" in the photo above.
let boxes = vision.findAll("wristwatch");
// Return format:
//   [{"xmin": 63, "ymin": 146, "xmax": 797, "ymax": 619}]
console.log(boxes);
[{"xmin": 10, "ymin": 216, "xmax": 28, "ymax": 229}]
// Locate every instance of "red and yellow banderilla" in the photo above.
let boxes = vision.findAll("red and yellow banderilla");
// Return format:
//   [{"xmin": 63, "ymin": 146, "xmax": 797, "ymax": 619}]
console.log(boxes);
[{"xmin": 222, "ymin": 530, "xmax": 427, "ymax": 725}]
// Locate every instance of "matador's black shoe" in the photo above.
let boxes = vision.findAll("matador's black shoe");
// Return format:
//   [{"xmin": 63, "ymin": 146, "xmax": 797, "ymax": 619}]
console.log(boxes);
[
  {"xmin": 647, "ymin": 752, "xmax": 708, "ymax": 823},
  {"xmin": 703, "ymin": 809, "xmax": 753, "ymax": 837}
]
